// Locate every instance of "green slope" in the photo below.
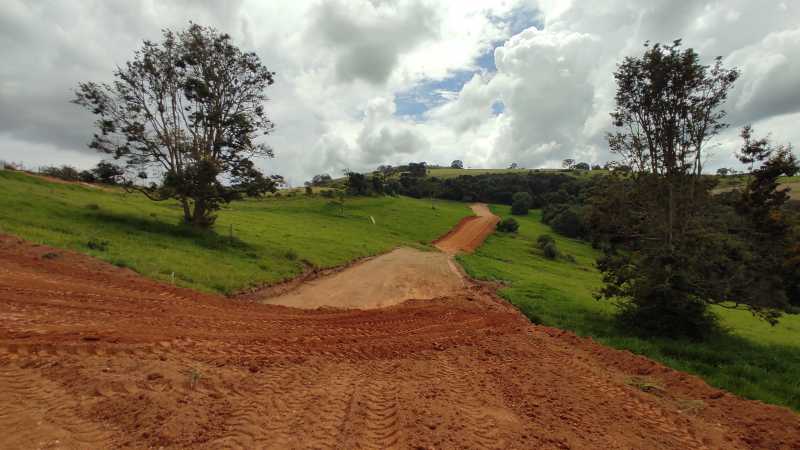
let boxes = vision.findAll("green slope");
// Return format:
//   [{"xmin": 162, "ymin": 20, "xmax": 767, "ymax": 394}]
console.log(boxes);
[
  {"xmin": 0, "ymin": 170, "xmax": 471, "ymax": 294},
  {"xmin": 459, "ymin": 205, "xmax": 800, "ymax": 411}
]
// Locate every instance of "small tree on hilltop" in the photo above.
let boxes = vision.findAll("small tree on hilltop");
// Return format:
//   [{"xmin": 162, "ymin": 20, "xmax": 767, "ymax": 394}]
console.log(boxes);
[
  {"xmin": 562, "ymin": 159, "xmax": 575, "ymax": 170},
  {"xmin": 73, "ymin": 23, "xmax": 280, "ymax": 228},
  {"xmin": 450, "ymin": 159, "xmax": 464, "ymax": 169}
]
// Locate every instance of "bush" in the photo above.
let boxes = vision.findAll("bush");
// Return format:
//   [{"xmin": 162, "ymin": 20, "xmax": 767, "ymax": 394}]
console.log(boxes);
[
  {"xmin": 536, "ymin": 234, "xmax": 555, "ymax": 248},
  {"xmin": 542, "ymin": 204, "xmax": 586, "ymax": 238},
  {"xmin": 305, "ymin": 186, "xmax": 313, "ymax": 196},
  {"xmin": 79, "ymin": 170, "xmax": 97, "ymax": 183},
  {"xmin": 511, "ymin": 192, "xmax": 532, "ymax": 215},
  {"xmin": 86, "ymin": 238, "xmax": 109, "ymax": 251},
  {"xmin": 496, "ymin": 217, "xmax": 519, "ymax": 233},
  {"xmin": 40, "ymin": 165, "xmax": 80, "ymax": 181},
  {"xmin": 536, "ymin": 234, "xmax": 559, "ymax": 259},
  {"xmin": 542, "ymin": 242, "xmax": 559, "ymax": 259}
]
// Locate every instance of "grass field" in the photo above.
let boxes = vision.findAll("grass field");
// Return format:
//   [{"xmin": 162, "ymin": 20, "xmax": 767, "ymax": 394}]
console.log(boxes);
[
  {"xmin": 0, "ymin": 170, "xmax": 471, "ymax": 294},
  {"xmin": 459, "ymin": 205, "xmax": 800, "ymax": 411}
]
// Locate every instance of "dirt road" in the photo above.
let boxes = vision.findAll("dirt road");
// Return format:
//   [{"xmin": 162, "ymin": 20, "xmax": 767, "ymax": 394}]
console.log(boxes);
[
  {"xmin": 1, "ymin": 212, "xmax": 799, "ymax": 448},
  {"xmin": 258, "ymin": 247, "xmax": 465, "ymax": 309},
  {"xmin": 434, "ymin": 203, "xmax": 500, "ymax": 254}
]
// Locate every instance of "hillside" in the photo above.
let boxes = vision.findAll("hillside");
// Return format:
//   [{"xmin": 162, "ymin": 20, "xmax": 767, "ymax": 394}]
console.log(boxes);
[
  {"xmin": 0, "ymin": 170, "xmax": 471, "ymax": 294},
  {"xmin": 460, "ymin": 205, "xmax": 800, "ymax": 411}
]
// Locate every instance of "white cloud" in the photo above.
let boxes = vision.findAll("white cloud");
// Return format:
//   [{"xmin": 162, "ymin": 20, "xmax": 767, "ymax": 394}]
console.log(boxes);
[{"xmin": 1, "ymin": 0, "xmax": 799, "ymax": 183}]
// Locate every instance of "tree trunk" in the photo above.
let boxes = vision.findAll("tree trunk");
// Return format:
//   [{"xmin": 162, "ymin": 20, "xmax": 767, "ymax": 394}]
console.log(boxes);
[
  {"xmin": 180, "ymin": 198, "xmax": 192, "ymax": 224},
  {"xmin": 190, "ymin": 198, "xmax": 212, "ymax": 228}
]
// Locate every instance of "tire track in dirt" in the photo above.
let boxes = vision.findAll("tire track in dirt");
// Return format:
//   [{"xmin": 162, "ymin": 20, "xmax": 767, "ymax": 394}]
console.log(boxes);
[{"xmin": 1, "ymin": 232, "xmax": 799, "ymax": 449}]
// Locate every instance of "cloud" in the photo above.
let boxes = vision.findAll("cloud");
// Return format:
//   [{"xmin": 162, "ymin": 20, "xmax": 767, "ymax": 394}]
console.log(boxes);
[
  {"xmin": 1, "ymin": 0, "xmax": 799, "ymax": 183},
  {"xmin": 309, "ymin": 0, "xmax": 440, "ymax": 85}
]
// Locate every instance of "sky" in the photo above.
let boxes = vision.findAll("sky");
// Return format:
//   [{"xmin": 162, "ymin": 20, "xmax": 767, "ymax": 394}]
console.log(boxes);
[{"xmin": 1, "ymin": 0, "xmax": 799, "ymax": 185}]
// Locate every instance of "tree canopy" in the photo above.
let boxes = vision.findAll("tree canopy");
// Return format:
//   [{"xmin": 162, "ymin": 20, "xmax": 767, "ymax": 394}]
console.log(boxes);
[{"xmin": 73, "ymin": 23, "xmax": 280, "ymax": 227}]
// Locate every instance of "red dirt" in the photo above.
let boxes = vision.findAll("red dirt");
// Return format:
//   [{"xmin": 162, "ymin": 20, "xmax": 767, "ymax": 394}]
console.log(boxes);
[
  {"xmin": 434, "ymin": 203, "xmax": 500, "ymax": 254},
  {"xmin": 1, "ymin": 234, "xmax": 799, "ymax": 448}
]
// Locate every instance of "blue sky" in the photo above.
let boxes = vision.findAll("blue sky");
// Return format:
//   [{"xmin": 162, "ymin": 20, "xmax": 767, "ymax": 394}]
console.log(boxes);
[{"xmin": 394, "ymin": 5, "xmax": 541, "ymax": 121}]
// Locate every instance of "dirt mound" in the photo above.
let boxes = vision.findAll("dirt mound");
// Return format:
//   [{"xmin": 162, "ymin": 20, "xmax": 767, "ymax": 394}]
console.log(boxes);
[
  {"xmin": 434, "ymin": 203, "xmax": 500, "ymax": 254},
  {"xmin": 259, "ymin": 247, "xmax": 466, "ymax": 309},
  {"xmin": 1, "ymin": 235, "xmax": 798, "ymax": 449}
]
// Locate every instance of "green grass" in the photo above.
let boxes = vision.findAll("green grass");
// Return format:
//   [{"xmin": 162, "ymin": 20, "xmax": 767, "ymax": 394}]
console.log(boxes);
[
  {"xmin": 0, "ymin": 171, "xmax": 471, "ymax": 294},
  {"xmin": 459, "ymin": 205, "xmax": 800, "ymax": 411}
]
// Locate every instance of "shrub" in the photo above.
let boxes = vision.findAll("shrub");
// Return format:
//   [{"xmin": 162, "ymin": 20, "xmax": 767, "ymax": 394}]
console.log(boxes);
[
  {"xmin": 496, "ymin": 217, "xmax": 519, "ymax": 233},
  {"xmin": 40, "ymin": 165, "xmax": 80, "ymax": 181},
  {"xmin": 86, "ymin": 238, "xmax": 109, "ymax": 251},
  {"xmin": 511, "ymin": 192, "xmax": 532, "ymax": 215},
  {"xmin": 78, "ymin": 170, "xmax": 97, "ymax": 183},
  {"xmin": 536, "ymin": 234, "xmax": 555, "ymax": 248},
  {"xmin": 543, "ymin": 205, "xmax": 586, "ymax": 238},
  {"xmin": 305, "ymin": 186, "xmax": 313, "ymax": 196},
  {"xmin": 542, "ymin": 242, "xmax": 559, "ymax": 259}
]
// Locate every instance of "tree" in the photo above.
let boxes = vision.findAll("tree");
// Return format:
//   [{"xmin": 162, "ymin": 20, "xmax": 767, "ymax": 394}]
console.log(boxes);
[
  {"xmin": 345, "ymin": 171, "xmax": 369, "ymax": 195},
  {"xmin": 73, "ymin": 23, "xmax": 280, "ymax": 227},
  {"xmin": 508, "ymin": 162, "xmax": 519, "ymax": 169},
  {"xmin": 735, "ymin": 126, "xmax": 799, "ymax": 307},
  {"xmin": 591, "ymin": 164, "xmax": 602, "ymax": 171},
  {"xmin": 591, "ymin": 40, "xmax": 755, "ymax": 338},
  {"xmin": 562, "ymin": 159, "xmax": 575, "ymax": 170},
  {"xmin": 309, "ymin": 174, "xmax": 332, "ymax": 186},
  {"xmin": 408, "ymin": 162, "xmax": 427, "ymax": 177},
  {"xmin": 574, "ymin": 162, "xmax": 590, "ymax": 171},
  {"xmin": 511, "ymin": 191, "xmax": 532, "ymax": 215},
  {"xmin": 92, "ymin": 161, "xmax": 124, "ymax": 184},
  {"xmin": 450, "ymin": 160, "xmax": 464, "ymax": 169},
  {"xmin": 716, "ymin": 167, "xmax": 730, "ymax": 177}
]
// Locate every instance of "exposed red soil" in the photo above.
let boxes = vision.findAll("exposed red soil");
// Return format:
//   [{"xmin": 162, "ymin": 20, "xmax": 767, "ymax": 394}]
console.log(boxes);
[
  {"xmin": 434, "ymin": 203, "xmax": 500, "ymax": 254},
  {"xmin": 1, "ymin": 233, "xmax": 799, "ymax": 448}
]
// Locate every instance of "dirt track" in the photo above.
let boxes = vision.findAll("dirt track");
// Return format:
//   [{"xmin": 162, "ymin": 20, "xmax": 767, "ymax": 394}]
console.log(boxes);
[
  {"xmin": 1, "ymin": 207, "xmax": 799, "ymax": 448},
  {"xmin": 257, "ymin": 203, "xmax": 495, "ymax": 310},
  {"xmin": 434, "ymin": 203, "xmax": 500, "ymax": 254}
]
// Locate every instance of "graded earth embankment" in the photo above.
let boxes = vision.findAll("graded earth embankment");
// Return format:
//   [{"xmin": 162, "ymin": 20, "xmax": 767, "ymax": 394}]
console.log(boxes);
[{"xmin": 0, "ymin": 208, "xmax": 798, "ymax": 448}]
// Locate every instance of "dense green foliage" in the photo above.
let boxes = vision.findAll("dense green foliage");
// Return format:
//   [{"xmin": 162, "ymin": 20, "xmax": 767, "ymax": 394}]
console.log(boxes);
[
  {"xmin": 588, "ymin": 40, "xmax": 800, "ymax": 339},
  {"xmin": 0, "ymin": 171, "xmax": 470, "ymax": 294},
  {"xmin": 460, "ymin": 205, "xmax": 800, "ymax": 411},
  {"xmin": 74, "ymin": 24, "xmax": 280, "ymax": 227},
  {"xmin": 496, "ymin": 217, "xmax": 519, "ymax": 233},
  {"xmin": 510, "ymin": 192, "xmax": 532, "ymax": 215}
]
